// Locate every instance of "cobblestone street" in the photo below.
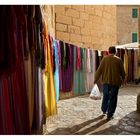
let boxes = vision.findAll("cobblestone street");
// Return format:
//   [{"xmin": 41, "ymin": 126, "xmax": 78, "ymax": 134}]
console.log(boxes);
[{"xmin": 43, "ymin": 85, "xmax": 140, "ymax": 135}]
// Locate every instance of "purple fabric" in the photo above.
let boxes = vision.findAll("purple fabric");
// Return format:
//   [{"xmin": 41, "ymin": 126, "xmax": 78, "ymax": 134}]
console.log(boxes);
[
  {"xmin": 57, "ymin": 41, "xmax": 62, "ymax": 91},
  {"xmin": 60, "ymin": 42, "xmax": 74, "ymax": 92}
]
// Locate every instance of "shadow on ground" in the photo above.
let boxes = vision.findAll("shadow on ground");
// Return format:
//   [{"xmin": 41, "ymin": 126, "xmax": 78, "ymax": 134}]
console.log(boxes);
[{"xmin": 48, "ymin": 111, "xmax": 140, "ymax": 135}]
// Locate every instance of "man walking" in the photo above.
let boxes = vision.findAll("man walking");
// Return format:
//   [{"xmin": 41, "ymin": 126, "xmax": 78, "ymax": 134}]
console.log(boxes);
[{"xmin": 94, "ymin": 46, "xmax": 125, "ymax": 120}]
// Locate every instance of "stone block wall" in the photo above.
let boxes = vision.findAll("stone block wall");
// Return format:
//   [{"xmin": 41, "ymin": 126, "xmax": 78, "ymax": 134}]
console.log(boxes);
[
  {"xmin": 117, "ymin": 5, "xmax": 139, "ymax": 45},
  {"xmin": 55, "ymin": 5, "xmax": 117, "ymax": 50}
]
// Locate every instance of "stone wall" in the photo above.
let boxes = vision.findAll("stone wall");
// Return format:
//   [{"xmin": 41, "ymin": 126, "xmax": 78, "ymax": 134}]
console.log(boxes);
[
  {"xmin": 41, "ymin": 5, "xmax": 117, "ymax": 99},
  {"xmin": 117, "ymin": 5, "xmax": 139, "ymax": 45},
  {"xmin": 55, "ymin": 5, "xmax": 117, "ymax": 50}
]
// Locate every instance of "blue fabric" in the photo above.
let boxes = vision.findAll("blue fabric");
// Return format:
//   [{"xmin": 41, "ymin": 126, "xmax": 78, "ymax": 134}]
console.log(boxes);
[
  {"xmin": 101, "ymin": 84, "xmax": 119, "ymax": 118},
  {"xmin": 53, "ymin": 40, "xmax": 59, "ymax": 102}
]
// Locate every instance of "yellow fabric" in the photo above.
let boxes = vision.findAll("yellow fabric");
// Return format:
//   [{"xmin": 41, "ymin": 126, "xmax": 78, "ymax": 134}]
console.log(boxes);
[
  {"xmin": 43, "ymin": 20, "xmax": 57, "ymax": 117},
  {"xmin": 124, "ymin": 49, "xmax": 128, "ymax": 79}
]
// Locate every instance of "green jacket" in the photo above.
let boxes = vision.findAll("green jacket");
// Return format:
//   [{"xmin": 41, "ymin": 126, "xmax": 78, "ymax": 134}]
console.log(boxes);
[{"xmin": 95, "ymin": 54, "xmax": 126, "ymax": 87}]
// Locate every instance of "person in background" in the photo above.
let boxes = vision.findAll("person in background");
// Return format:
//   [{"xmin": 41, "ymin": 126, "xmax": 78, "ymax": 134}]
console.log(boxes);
[{"xmin": 94, "ymin": 46, "xmax": 126, "ymax": 120}]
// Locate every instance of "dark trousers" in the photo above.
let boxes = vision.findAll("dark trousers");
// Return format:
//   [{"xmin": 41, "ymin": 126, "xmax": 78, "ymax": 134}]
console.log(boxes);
[{"xmin": 101, "ymin": 84, "xmax": 119, "ymax": 118}]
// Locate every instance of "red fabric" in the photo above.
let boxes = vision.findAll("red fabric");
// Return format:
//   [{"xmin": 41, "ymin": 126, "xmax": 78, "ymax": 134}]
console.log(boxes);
[
  {"xmin": 0, "ymin": 6, "xmax": 18, "ymax": 76},
  {"xmin": 0, "ymin": 6, "xmax": 30, "ymax": 134},
  {"xmin": 76, "ymin": 47, "xmax": 81, "ymax": 70},
  {"xmin": 0, "ymin": 77, "xmax": 14, "ymax": 134},
  {"xmin": 49, "ymin": 35, "xmax": 54, "ymax": 72}
]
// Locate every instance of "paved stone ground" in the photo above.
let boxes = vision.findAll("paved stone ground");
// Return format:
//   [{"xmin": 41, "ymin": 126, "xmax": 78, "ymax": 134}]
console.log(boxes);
[{"xmin": 43, "ymin": 85, "xmax": 140, "ymax": 135}]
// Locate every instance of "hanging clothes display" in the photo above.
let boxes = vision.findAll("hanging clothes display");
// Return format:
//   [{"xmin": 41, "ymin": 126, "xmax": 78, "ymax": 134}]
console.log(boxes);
[
  {"xmin": 85, "ymin": 49, "xmax": 97, "ymax": 92},
  {"xmin": 53, "ymin": 40, "xmax": 60, "ymax": 102},
  {"xmin": 24, "ymin": 53, "xmax": 33, "ymax": 129},
  {"xmin": 0, "ymin": 76, "xmax": 15, "ymax": 134},
  {"xmin": 76, "ymin": 47, "xmax": 81, "ymax": 70},
  {"xmin": 95, "ymin": 50, "xmax": 100, "ymax": 70},
  {"xmin": 128, "ymin": 48, "xmax": 138, "ymax": 82},
  {"xmin": 124, "ymin": 49, "xmax": 128, "ymax": 81},
  {"xmin": 42, "ymin": 19, "xmax": 57, "ymax": 117},
  {"xmin": 29, "ymin": 5, "xmax": 45, "ymax": 132},
  {"xmin": 116, "ymin": 46, "xmax": 139, "ymax": 83},
  {"xmin": 59, "ymin": 42, "xmax": 74, "ymax": 92},
  {"xmin": 26, "ymin": 6, "xmax": 36, "ymax": 130},
  {"xmin": 73, "ymin": 47, "xmax": 86, "ymax": 95},
  {"xmin": 0, "ymin": 5, "xmax": 56, "ymax": 134},
  {"xmin": 73, "ymin": 46, "xmax": 79, "ymax": 95},
  {"xmin": 85, "ymin": 48, "xmax": 91, "ymax": 92},
  {"xmin": 79, "ymin": 47, "xmax": 86, "ymax": 94},
  {"xmin": 0, "ymin": 6, "xmax": 19, "ymax": 75},
  {"xmin": 134, "ymin": 50, "xmax": 139, "ymax": 80},
  {"xmin": 131, "ymin": 49, "xmax": 134, "ymax": 81},
  {"xmin": 57, "ymin": 41, "xmax": 63, "ymax": 91},
  {"xmin": 116, "ymin": 48, "xmax": 125, "ymax": 63},
  {"xmin": 0, "ymin": 6, "xmax": 30, "ymax": 134},
  {"xmin": 88, "ymin": 49, "xmax": 96, "ymax": 91}
]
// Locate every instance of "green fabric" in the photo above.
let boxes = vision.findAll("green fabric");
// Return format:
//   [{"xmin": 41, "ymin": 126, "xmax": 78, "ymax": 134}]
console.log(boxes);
[
  {"xmin": 73, "ymin": 47, "xmax": 80, "ymax": 95},
  {"xmin": 95, "ymin": 55, "xmax": 125, "ymax": 87},
  {"xmin": 79, "ymin": 48, "xmax": 85, "ymax": 94},
  {"xmin": 73, "ymin": 47, "xmax": 85, "ymax": 95}
]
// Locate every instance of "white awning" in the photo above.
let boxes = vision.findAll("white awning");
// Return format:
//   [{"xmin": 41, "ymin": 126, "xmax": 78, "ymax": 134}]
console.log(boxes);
[{"xmin": 115, "ymin": 42, "xmax": 139, "ymax": 48}]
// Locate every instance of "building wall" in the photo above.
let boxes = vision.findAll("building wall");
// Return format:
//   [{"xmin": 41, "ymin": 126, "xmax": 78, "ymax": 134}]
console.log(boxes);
[
  {"xmin": 55, "ymin": 5, "xmax": 117, "ymax": 50},
  {"xmin": 117, "ymin": 5, "xmax": 139, "ymax": 45}
]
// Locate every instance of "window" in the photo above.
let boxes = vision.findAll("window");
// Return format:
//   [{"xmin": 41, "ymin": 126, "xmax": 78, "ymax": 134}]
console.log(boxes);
[
  {"xmin": 132, "ymin": 33, "xmax": 137, "ymax": 42},
  {"xmin": 132, "ymin": 8, "xmax": 138, "ymax": 18}
]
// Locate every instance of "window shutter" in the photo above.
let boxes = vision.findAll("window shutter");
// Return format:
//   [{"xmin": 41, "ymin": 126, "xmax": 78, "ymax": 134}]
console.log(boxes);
[
  {"xmin": 132, "ymin": 8, "xmax": 138, "ymax": 18},
  {"xmin": 132, "ymin": 33, "xmax": 137, "ymax": 42}
]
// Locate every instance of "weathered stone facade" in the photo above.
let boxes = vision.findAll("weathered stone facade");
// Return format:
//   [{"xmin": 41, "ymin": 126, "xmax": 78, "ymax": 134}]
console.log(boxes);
[
  {"xmin": 55, "ymin": 5, "xmax": 117, "ymax": 50},
  {"xmin": 117, "ymin": 5, "xmax": 139, "ymax": 45}
]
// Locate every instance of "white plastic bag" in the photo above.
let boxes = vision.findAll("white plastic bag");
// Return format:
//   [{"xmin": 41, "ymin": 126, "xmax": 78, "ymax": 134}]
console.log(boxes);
[{"xmin": 90, "ymin": 84, "xmax": 101, "ymax": 100}]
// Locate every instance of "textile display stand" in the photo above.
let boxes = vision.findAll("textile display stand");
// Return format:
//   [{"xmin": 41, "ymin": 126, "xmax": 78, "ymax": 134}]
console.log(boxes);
[{"xmin": 115, "ymin": 42, "xmax": 140, "ymax": 85}]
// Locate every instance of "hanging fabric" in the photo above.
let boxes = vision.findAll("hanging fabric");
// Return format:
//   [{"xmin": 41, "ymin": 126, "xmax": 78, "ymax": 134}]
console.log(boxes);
[
  {"xmin": 42, "ymin": 19, "xmax": 57, "ymax": 117},
  {"xmin": 85, "ymin": 48, "xmax": 91, "ymax": 92},
  {"xmin": 53, "ymin": 40, "xmax": 60, "ymax": 102},
  {"xmin": 88, "ymin": 49, "xmax": 96, "ymax": 91},
  {"xmin": 79, "ymin": 47, "xmax": 86, "ymax": 94},
  {"xmin": 124, "ymin": 49, "xmax": 128, "ymax": 81},
  {"xmin": 59, "ymin": 42, "xmax": 74, "ymax": 92},
  {"xmin": 134, "ymin": 50, "xmax": 139, "ymax": 80},
  {"xmin": 73, "ymin": 46, "xmax": 79, "ymax": 95},
  {"xmin": 57, "ymin": 41, "xmax": 63, "ymax": 91},
  {"xmin": 31, "ymin": 5, "xmax": 44, "ymax": 132},
  {"xmin": 0, "ymin": 6, "xmax": 31, "ymax": 134},
  {"xmin": 76, "ymin": 47, "xmax": 81, "ymax": 70},
  {"xmin": 73, "ymin": 46, "xmax": 86, "ymax": 95}
]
